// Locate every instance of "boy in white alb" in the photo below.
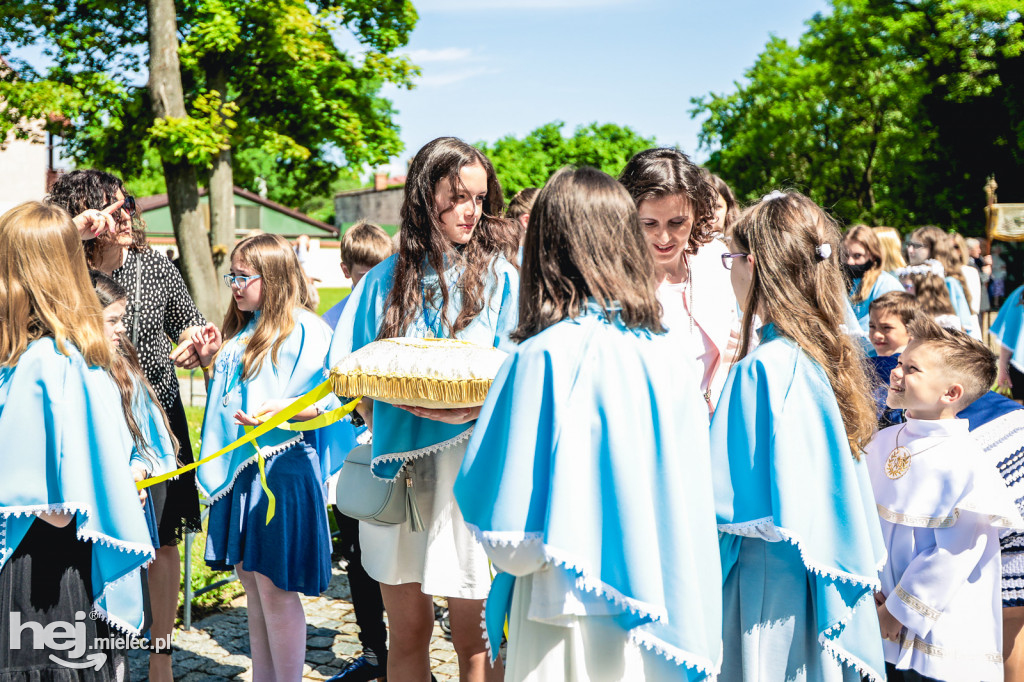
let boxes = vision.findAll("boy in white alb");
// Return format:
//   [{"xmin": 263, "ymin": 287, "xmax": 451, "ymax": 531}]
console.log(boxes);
[{"xmin": 867, "ymin": 317, "xmax": 1024, "ymax": 682}]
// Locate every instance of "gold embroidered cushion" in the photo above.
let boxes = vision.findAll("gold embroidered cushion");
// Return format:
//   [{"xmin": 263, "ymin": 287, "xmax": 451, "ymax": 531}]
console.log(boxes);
[{"xmin": 329, "ymin": 337, "xmax": 509, "ymax": 409}]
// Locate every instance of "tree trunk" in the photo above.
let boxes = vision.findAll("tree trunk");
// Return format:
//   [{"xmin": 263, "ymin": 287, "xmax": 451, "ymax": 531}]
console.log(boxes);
[
  {"xmin": 147, "ymin": 0, "xmax": 222, "ymax": 321},
  {"xmin": 207, "ymin": 66, "xmax": 235, "ymax": 312}
]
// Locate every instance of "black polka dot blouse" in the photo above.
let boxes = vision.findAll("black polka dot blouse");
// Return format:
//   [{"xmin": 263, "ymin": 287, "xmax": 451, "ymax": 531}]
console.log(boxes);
[{"xmin": 111, "ymin": 249, "xmax": 207, "ymax": 409}]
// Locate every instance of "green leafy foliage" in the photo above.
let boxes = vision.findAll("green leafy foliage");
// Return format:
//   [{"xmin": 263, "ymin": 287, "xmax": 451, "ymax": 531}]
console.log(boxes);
[
  {"xmin": 477, "ymin": 121, "xmax": 657, "ymax": 199},
  {"xmin": 0, "ymin": 0, "xmax": 418, "ymax": 205},
  {"xmin": 691, "ymin": 0, "xmax": 1024, "ymax": 232}
]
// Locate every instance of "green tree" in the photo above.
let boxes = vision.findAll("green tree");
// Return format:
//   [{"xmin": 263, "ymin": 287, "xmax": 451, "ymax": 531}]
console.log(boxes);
[
  {"xmin": 477, "ymin": 122, "xmax": 657, "ymax": 199},
  {"xmin": 0, "ymin": 0, "xmax": 417, "ymax": 317},
  {"xmin": 691, "ymin": 0, "xmax": 1024, "ymax": 231}
]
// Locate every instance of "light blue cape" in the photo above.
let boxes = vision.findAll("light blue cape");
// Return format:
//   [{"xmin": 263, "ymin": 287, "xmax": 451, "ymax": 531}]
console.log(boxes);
[
  {"xmin": 129, "ymin": 376, "xmax": 180, "ymax": 476},
  {"xmin": 327, "ymin": 253, "xmax": 519, "ymax": 479},
  {"xmin": 455, "ymin": 305, "xmax": 723, "ymax": 678},
  {"xmin": 197, "ymin": 308, "xmax": 344, "ymax": 501},
  {"xmin": 945, "ymin": 276, "xmax": 976, "ymax": 335},
  {"xmin": 711, "ymin": 324, "xmax": 886, "ymax": 680},
  {"xmin": 849, "ymin": 270, "xmax": 904, "ymax": 332},
  {"xmin": 0, "ymin": 338, "xmax": 155, "ymax": 633},
  {"xmin": 992, "ymin": 285, "xmax": 1024, "ymax": 372}
]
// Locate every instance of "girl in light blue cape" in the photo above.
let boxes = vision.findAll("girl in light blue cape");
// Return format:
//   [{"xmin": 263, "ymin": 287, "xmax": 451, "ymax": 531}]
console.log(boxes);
[
  {"xmin": 713, "ymin": 191, "xmax": 886, "ymax": 682},
  {"xmin": 843, "ymin": 225, "xmax": 904, "ymax": 334},
  {"xmin": 992, "ymin": 284, "xmax": 1024, "ymax": 402},
  {"xmin": 327, "ymin": 137, "xmax": 520, "ymax": 682},
  {"xmin": 189, "ymin": 233, "xmax": 344, "ymax": 682},
  {"xmin": 907, "ymin": 226, "xmax": 980, "ymax": 338},
  {"xmin": 455, "ymin": 167, "xmax": 723, "ymax": 681},
  {"xmin": 0, "ymin": 201, "xmax": 155, "ymax": 678}
]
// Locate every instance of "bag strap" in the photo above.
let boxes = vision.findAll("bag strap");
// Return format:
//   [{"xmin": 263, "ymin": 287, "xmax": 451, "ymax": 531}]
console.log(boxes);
[{"xmin": 131, "ymin": 251, "xmax": 142, "ymax": 347}]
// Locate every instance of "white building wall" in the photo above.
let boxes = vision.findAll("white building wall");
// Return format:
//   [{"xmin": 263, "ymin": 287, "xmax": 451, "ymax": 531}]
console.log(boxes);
[{"xmin": 0, "ymin": 123, "xmax": 48, "ymax": 215}]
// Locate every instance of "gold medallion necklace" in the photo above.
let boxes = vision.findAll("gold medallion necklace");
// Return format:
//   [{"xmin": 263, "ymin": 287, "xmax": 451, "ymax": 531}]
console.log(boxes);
[{"xmin": 884, "ymin": 423, "xmax": 943, "ymax": 479}]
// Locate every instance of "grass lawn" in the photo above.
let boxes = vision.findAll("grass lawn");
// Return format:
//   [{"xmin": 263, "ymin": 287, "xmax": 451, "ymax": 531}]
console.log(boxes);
[{"xmin": 316, "ymin": 286, "xmax": 350, "ymax": 315}]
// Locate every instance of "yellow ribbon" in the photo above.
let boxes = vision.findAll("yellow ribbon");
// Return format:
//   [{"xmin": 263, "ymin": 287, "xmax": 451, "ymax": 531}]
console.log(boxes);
[
  {"xmin": 137, "ymin": 381, "xmax": 360, "ymax": 491},
  {"xmin": 246, "ymin": 428, "xmax": 277, "ymax": 525}
]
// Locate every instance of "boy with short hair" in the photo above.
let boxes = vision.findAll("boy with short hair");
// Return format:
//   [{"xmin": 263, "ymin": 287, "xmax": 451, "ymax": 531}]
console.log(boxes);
[
  {"xmin": 867, "ymin": 317, "xmax": 1024, "ymax": 681},
  {"xmin": 321, "ymin": 220, "xmax": 393, "ymax": 682},
  {"xmin": 868, "ymin": 291, "xmax": 919, "ymax": 426},
  {"xmin": 322, "ymin": 221, "xmax": 394, "ymax": 331},
  {"xmin": 869, "ymin": 290, "xmax": 917, "ymax": 357}
]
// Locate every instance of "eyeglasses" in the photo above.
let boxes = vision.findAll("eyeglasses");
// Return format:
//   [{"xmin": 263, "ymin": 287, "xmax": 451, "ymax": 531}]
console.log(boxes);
[
  {"xmin": 721, "ymin": 252, "xmax": 747, "ymax": 270},
  {"xmin": 223, "ymin": 274, "xmax": 262, "ymax": 288},
  {"xmin": 907, "ymin": 241, "xmax": 925, "ymax": 250}
]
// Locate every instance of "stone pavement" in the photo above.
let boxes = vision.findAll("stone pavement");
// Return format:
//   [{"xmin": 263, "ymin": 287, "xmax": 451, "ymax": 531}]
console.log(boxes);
[{"xmin": 126, "ymin": 565, "xmax": 461, "ymax": 681}]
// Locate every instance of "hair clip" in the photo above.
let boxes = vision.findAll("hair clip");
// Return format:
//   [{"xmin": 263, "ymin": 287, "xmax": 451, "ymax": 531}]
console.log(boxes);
[
  {"xmin": 893, "ymin": 259, "xmax": 945, "ymax": 279},
  {"xmin": 815, "ymin": 243, "xmax": 832, "ymax": 260},
  {"xmin": 762, "ymin": 190, "xmax": 786, "ymax": 202}
]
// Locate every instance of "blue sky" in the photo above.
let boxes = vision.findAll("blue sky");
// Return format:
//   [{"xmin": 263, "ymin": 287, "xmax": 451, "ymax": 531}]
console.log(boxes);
[
  {"xmin": 12, "ymin": 0, "xmax": 831, "ymax": 176},
  {"xmin": 382, "ymin": 0, "xmax": 831, "ymax": 173}
]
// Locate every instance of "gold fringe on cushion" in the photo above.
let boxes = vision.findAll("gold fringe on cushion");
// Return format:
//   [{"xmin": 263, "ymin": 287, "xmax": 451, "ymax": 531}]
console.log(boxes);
[{"xmin": 329, "ymin": 369, "xmax": 493, "ymax": 409}]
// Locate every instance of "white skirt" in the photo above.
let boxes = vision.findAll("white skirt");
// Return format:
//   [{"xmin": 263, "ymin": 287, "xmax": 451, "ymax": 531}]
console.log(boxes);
[
  {"xmin": 358, "ymin": 436, "xmax": 491, "ymax": 599},
  {"xmin": 505, "ymin": 573, "xmax": 683, "ymax": 682}
]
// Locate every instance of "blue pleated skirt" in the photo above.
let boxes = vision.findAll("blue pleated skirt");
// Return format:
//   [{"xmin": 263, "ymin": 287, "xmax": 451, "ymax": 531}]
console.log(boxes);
[
  {"xmin": 721, "ymin": 537, "xmax": 877, "ymax": 682},
  {"xmin": 205, "ymin": 439, "xmax": 331, "ymax": 595}
]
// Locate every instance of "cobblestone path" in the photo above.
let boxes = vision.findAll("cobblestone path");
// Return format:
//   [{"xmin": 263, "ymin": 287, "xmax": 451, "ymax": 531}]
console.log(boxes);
[{"xmin": 127, "ymin": 566, "xmax": 460, "ymax": 681}]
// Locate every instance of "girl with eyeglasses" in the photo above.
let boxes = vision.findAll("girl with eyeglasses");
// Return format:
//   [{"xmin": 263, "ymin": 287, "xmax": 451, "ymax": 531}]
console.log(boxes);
[
  {"xmin": 711, "ymin": 191, "xmax": 886, "ymax": 682},
  {"xmin": 188, "ymin": 232, "xmax": 347, "ymax": 681},
  {"xmin": 48, "ymin": 169, "xmax": 212, "ymax": 681},
  {"xmin": 843, "ymin": 225, "xmax": 904, "ymax": 334}
]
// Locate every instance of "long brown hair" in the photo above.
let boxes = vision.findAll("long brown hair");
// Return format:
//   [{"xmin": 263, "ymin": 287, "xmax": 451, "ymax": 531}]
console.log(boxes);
[
  {"xmin": 91, "ymin": 270, "xmax": 181, "ymax": 463},
  {"xmin": 0, "ymin": 202, "xmax": 112, "ymax": 369},
  {"xmin": 48, "ymin": 169, "xmax": 147, "ymax": 266},
  {"xmin": 378, "ymin": 137, "xmax": 519, "ymax": 340},
  {"xmin": 844, "ymin": 224, "xmax": 885, "ymax": 304},
  {"xmin": 903, "ymin": 270, "xmax": 956, "ymax": 318},
  {"xmin": 221, "ymin": 233, "xmax": 315, "ymax": 380},
  {"xmin": 618, "ymin": 148, "xmax": 718, "ymax": 253},
  {"xmin": 732, "ymin": 191, "xmax": 876, "ymax": 456},
  {"xmin": 512, "ymin": 167, "xmax": 663, "ymax": 342},
  {"xmin": 912, "ymin": 225, "xmax": 972, "ymax": 309}
]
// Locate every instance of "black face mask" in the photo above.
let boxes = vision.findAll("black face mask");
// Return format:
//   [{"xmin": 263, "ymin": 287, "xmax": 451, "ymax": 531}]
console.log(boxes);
[{"xmin": 843, "ymin": 261, "xmax": 874, "ymax": 281}]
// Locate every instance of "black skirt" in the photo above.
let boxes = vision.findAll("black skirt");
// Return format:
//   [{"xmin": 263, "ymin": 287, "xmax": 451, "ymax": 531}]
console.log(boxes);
[
  {"xmin": 151, "ymin": 392, "xmax": 202, "ymax": 546},
  {"xmin": 0, "ymin": 518, "xmax": 126, "ymax": 681}
]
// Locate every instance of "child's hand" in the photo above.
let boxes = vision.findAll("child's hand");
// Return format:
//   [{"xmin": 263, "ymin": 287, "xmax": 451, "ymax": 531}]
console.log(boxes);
[
  {"xmin": 247, "ymin": 399, "xmax": 294, "ymax": 424},
  {"xmin": 876, "ymin": 601, "xmax": 904, "ymax": 642},
  {"xmin": 131, "ymin": 465, "xmax": 149, "ymax": 506},
  {"xmin": 233, "ymin": 409, "xmax": 263, "ymax": 427},
  {"xmin": 183, "ymin": 323, "xmax": 223, "ymax": 369},
  {"xmin": 395, "ymin": 404, "xmax": 481, "ymax": 424}
]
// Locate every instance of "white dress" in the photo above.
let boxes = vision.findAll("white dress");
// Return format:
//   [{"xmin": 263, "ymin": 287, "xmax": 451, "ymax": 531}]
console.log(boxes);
[
  {"xmin": 490, "ymin": 545, "xmax": 683, "ymax": 682},
  {"xmin": 358, "ymin": 434, "xmax": 492, "ymax": 599}
]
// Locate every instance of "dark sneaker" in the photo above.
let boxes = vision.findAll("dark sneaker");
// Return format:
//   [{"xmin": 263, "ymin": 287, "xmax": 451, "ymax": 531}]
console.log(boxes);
[{"xmin": 326, "ymin": 655, "xmax": 387, "ymax": 682}]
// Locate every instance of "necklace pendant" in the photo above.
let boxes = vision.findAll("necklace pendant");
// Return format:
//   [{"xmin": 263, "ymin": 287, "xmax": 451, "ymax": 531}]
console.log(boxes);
[
  {"xmin": 424, "ymin": 329, "xmax": 434, "ymax": 339},
  {"xmin": 885, "ymin": 446, "xmax": 912, "ymax": 479}
]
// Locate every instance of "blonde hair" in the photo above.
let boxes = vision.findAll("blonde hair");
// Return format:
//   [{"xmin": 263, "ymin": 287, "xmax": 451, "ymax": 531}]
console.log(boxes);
[
  {"xmin": 731, "ymin": 191, "xmax": 876, "ymax": 456},
  {"xmin": 220, "ymin": 233, "xmax": 315, "ymax": 381},
  {"xmin": 908, "ymin": 316, "xmax": 996, "ymax": 405},
  {"xmin": 844, "ymin": 224, "xmax": 885, "ymax": 304},
  {"xmin": 0, "ymin": 202, "xmax": 112, "ymax": 369},
  {"xmin": 873, "ymin": 226, "xmax": 906, "ymax": 272},
  {"xmin": 341, "ymin": 221, "xmax": 394, "ymax": 269}
]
